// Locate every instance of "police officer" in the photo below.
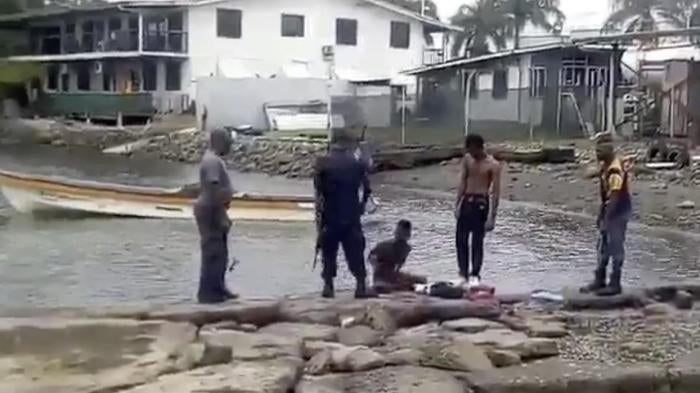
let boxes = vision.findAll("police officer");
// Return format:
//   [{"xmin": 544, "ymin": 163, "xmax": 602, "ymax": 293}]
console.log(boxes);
[{"xmin": 314, "ymin": 130, "xmax": 375, "ymax": 299}]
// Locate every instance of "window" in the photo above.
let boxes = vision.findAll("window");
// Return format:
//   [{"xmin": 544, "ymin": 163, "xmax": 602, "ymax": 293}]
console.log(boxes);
[
  {"xmin": 60, "ymin": 73, "xmax": 69, "ymax": 92},
  {"xmin": 529, "ymin": 67, "xmax": 546, "ymax": 97},
  {"xmin": 281, "ymin": 14, "xmax": 304, "ymax": 37},
  {"xmin": 77, "ymin": 63, "xmax": 91, "ymax": 91},
  {"xmin": 216, "ymin": 9, "xmax": 242, "ymax": 38},
  {"xmin": 492, "ymin": 69, "xmax": 507, "ymax": 99},
  {"xmin": 390, "ymin": 21, "xmax": 410, "ymax": 49},
  {"xmin": 46, "ymin": 64, "xmax": 59, "ymax": 90},
  {"xmin": 336, "ymin": 18, "xmax": 357, "ymax": 46},
  {"xmin": 166, "ymin": 61, "xmax": 181, "ymax": 91},
  {"xmin": 143, "ymin": 61, "xmax": 157, "ymax": 91}
]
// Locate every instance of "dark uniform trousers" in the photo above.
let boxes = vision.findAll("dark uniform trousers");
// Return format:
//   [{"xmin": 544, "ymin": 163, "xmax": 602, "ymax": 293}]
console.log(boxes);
[
  {"xmin": 321, "ymin": 221, "xmax": 367, "ymax": 281},
  {"xmin": 194, "ymin": 203, "xmax": 230, "ymax": 303}
]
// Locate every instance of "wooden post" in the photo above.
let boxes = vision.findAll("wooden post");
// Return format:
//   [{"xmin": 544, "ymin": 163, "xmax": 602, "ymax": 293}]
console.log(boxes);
[{"xmin": 117, "ymin": 111, "xmax": 123, "ymax": 128}]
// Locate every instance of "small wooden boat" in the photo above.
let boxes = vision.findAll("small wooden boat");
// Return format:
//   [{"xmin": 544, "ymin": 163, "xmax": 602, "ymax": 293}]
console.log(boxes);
[{"xmin": 0, "ymin": 169, "xmax": 315, "ymax": 222}]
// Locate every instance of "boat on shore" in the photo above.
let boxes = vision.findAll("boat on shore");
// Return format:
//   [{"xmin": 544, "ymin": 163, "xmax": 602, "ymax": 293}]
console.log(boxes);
[{"xmin": 0, "ymin": 169, "xmax": 315, "ymax": 222}]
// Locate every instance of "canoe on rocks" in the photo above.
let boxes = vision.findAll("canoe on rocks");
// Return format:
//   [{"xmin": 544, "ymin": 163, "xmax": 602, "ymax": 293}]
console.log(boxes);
[{"xmin": 0, "ymin": 169, "xmax": 315, "ymax": 222}]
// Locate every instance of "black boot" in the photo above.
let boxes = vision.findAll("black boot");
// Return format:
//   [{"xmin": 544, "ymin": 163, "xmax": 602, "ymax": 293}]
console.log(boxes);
[
  {"xmin": 580, "ymin": 269, "xmax": 606, "ymax": 294},
  {"xmin": 355, "ymin": 280, "xmax": 377, "ymax": 299},
  {"xmin": 322, "ymin": 279, "xmax": 335, "ymax": 299},
  {"xmin": 597, "ymin": 267, "xmax": 622, "ymax": 296}
]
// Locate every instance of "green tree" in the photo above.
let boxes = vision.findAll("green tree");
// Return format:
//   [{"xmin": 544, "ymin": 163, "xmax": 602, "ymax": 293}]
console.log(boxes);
[
  {"xmin": 450, "ymin": 0, "xmax": 510, "ymax": 57},
  {"xmin": 450, "ymin": 0, "xmax": 564, "ymax": 57}
]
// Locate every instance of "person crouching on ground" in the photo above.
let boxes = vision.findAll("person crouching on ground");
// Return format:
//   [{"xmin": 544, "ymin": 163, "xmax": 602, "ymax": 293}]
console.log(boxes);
[
  {"xmin": 369, "ymin": 219, "xmax": 427, "ymax": 293},
  {"xmin": 581, "ymin": 132, "xmax": 632, "ymax": 296}
]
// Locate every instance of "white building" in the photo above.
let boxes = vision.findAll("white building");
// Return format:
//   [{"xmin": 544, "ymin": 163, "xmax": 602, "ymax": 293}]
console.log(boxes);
[{"xmin": 0, "ymin": 0, "xmax": 459, "ymax": 120}]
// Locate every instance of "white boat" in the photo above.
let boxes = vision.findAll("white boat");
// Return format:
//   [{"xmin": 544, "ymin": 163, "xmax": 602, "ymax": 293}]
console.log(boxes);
[{"xmin": 0, "ymin": 169, "xmax": 315, "ymax": 222}]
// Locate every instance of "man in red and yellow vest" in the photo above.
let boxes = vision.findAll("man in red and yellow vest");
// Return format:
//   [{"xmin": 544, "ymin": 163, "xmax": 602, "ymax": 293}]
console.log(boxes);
[{"xmin": 581, "ymin": 132, "xmax": 632, "ymax": 296}]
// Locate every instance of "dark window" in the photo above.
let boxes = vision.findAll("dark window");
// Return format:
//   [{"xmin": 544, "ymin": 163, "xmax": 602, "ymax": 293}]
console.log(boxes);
[
  {"xmin": 168, "ymin": 12, "xmax": 183, "ymax": 30},
  {"xmin": 217, "ymin": 9, "xmax": 242, "ymax": 38},
  {"xmin": 166, "ymin": 61, "xmax": 181, "ymax": 91},
  {"xmin": 492, "ymin": 69, "xmax": 508, "ymax": 99},
  {"xmin": 281, "ymin": 14, "xmax": 304, "ymax": 37},
  {"xmin": 108, "ymin": 17, "xmax": 121, "ymax": 32},
  {"xmin": 77, "ymin": 64, "xmax": 91, "ymax": 91},
  {"xmin": 390, "ymin": 21, "xmax": 410, "ymax": 49},
  {"xmin": 81, "ymin": 21, "xmax": 94, "ymax": 51},
  {"xmin": 46, "ymin": 64, "xmax": 59, "ymax": 90},
  {"xmin": 143, "ymin": 60, "xmax": 157, "ymax": 91},
  {"xmin": 336, "ymin": 18, "xmax": 357, "ymax": 45}
]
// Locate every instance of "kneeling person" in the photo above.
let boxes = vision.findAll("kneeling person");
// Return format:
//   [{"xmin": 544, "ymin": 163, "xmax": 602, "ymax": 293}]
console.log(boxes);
[{"xmin": 370, "ymin": 220, "xmax": 427, "ymax": 293}]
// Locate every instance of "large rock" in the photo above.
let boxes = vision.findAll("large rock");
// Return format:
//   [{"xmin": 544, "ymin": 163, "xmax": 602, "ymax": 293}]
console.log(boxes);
[
  {"xmin": 143, "ymin": 298, "xmax": 281, "ymax": 326},
  {"xmin": 306, "ymin": 346, "xmax": 386, "ymax": 374},
  {"xmin": 259, "ymin": 322, "xmax": 338, "ymax": 342},
  {"xmin": 296, "ymin": 366, "xmax": 468, "ymax": 393},
  {"xmin": 442, "ymin": 318, "xmax": 506, "ymax": 333},
  {"xmin": 563, "ymin": 288, "xmax": 644, "ymax": 311},
  {"xmin": 121, "ymin": 358, "xmax": 302, "ymax": 393},
  {"xmin": 200, "ymin": 330, "xmax": 302, "ymax": 361},
  {"xmin": 467, "ymin": 358, "xmax": 669, "ymax": 393},
  {"xmin": 152, "ymin": 322, "xmax": 198, "ymax": 356},
  {"xmin": 464, "ymin": 329, "xmax": 558, "ymax": 359},
  {"xmin": 485, "ymin": 349, "xmax": 522, "ymax": 367},
  {"xmin": 420, "ymin": 337, "xmax": 494, "ymax": 372},
  {"xmin": 337, "ymin": 325, "xmax": 382, "ymax": 347},
  {"xmin": 303, "ymin": 340, "xmax": 347, "ymax": 359}
]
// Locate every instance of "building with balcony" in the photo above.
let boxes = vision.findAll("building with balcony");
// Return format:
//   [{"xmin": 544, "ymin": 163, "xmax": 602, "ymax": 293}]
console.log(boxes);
[{"xmin": 0, "ymin": 0, "xmax": 459, "ymax": 121}]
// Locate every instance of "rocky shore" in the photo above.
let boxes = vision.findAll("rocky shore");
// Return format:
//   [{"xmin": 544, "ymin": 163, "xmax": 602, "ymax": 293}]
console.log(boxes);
[{"xmin": 4, "ymin": 284, "xmax": 700, "ymax": 393}]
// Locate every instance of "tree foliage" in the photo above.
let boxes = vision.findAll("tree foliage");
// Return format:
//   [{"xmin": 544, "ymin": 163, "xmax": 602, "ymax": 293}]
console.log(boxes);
[{"xmin": 450, "ymin": 0, "xmax": 565, "ymax": 57}]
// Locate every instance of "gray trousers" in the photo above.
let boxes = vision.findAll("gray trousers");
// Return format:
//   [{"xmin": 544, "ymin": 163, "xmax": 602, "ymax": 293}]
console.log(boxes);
[
  {"xmin": 194, "ymin": 203, "xmax": 230, "ymax": 303},
  {"xmin": 597, "ymin": 215, "xmax": 629, "ymax": 273}
]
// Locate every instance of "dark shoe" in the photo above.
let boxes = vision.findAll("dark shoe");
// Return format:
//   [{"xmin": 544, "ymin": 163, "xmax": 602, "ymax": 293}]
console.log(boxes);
[
  {"xmin": 322, "ymin": 280, "xmax": 335, "ymax": 299},
  {"xmin": 597, "ymin": 267, "xmax": 622, "ymax": 296},
  {"xmin": 355, "ymin": 281, "xmax": 378, "ymax": 299},
  {"xmin": 198, "ymin": 294, "xmax": 227, "ymax": 304},
  {"xmin": 596, "ymin": 285, "xmax": 622, "ymax": 296},
  {"xmin": 580, "ymin": 269, "xmax": 606, "ymax": 294}
]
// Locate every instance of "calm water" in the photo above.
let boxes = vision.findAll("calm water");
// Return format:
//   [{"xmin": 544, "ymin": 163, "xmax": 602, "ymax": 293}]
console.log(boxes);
[{"xmin": 0, "ymin": 145, "xmax": 699, "ymax": 313}]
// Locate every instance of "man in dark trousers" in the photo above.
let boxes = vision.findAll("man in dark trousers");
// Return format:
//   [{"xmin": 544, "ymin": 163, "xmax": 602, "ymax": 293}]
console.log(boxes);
[
  {"xmin": 194, "ymin": 128, "xmax": 236, "ymax": 304},
  {"xmin": 455, "ymin": 134, "xmax": 502, "ymax": 287},
  {"xmin": 581, "ymin": 132, "xmax": 632, "ymax": 296},
  {"xmin": 314, "ymin": 131, "xmax": 375, "ymax": 299}
]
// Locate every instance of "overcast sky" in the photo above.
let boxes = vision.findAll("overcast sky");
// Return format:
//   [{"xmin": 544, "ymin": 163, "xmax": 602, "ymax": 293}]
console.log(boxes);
[{"xmin": 433, "ymin": 0, "xmax": 612, "ymax": 31}]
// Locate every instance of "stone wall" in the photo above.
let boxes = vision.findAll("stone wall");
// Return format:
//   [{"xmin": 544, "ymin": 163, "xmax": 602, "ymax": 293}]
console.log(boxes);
[{"xmin": 140, "ymin": 132, "xmax": 327, "ymax": 178}]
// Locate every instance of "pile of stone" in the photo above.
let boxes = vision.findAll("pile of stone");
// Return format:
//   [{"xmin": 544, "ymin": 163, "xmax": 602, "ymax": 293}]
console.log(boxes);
[
  {"xmin": 4, "ymin": 286, "xmax": 700, "ymax": 393},
  {"xmin": 227, "ymin": 138, "xmax": 327, "ymax": 178}
]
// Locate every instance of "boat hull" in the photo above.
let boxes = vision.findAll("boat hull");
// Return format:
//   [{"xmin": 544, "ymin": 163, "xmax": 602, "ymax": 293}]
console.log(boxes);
[{"xmin": 0, "ymin": 170, "xmax": 314, "ymax": 222}]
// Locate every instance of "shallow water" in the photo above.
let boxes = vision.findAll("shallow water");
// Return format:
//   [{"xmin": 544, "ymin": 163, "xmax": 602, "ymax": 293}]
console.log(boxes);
[{"xmin": 0, "ymin": 145, "xmax": 699, "ymax": 313}]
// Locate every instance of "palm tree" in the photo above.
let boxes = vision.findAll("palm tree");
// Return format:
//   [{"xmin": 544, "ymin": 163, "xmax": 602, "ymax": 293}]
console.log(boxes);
[
  {"xmin": 450, "ymin": 0, "xmax": 510, "ymax": 57},
  {"xmin": 603, "ymin": 0, "xmax": 682, "ymax": 33},
  {"xmin": 450, "ymin": 0, "xmax": 565, "ymax": 57},
  {"xmin": 501, "ymin": 0, "xmax": 565, "ymax": 49}
]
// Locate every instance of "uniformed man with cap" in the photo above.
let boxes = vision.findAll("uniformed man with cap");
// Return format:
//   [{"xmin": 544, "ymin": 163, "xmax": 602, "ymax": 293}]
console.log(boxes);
[
  {"xmin": 581, "ymin": 132, "xmax": 632, "ymax": 296},
  {"xmin": 313, "ymin": 130, "xmax": 375, "ymax": 299}
]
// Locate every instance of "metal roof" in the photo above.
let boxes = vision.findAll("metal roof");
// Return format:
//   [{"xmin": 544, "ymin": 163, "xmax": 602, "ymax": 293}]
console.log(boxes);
[{"xmin": 404, "ymin": 42, "xmax": 615, "ymax": 75}]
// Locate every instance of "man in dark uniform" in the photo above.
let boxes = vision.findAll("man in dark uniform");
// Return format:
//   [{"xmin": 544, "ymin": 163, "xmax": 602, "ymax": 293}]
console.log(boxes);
[
  {"xmin": 194, "ymin": 128, "xmax": 236, "ymax": 304},
  {"xmin": 314, "ymin": 131, "xmax": 375, "ymax": 299},
  {"xmin": 581, "ymin": 132, "xmax": 632, "ymax": 296}
]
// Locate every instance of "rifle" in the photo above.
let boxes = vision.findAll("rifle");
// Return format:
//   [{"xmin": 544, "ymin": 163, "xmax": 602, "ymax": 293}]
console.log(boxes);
[{"xmin": 312, "ymin": 191, "xmax": 324, "ymax": 271}]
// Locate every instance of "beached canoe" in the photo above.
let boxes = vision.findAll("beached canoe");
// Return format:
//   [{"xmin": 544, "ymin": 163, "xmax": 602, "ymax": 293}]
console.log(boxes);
[{"xmin": 0, "ymin": 169, "xmax": 315, "ymax": 222}]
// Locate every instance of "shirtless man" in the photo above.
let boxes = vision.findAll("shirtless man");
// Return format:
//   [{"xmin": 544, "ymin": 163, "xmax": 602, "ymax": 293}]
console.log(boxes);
[{"xmin": 455, "ymin": 134, "xmax": 502, "ymax": 287}]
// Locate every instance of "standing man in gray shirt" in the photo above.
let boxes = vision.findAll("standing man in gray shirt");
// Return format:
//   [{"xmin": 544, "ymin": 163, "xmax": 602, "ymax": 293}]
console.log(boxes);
[{"xmin": 194, "ymin": 128, "xmax": 236, "ymax": 303}]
